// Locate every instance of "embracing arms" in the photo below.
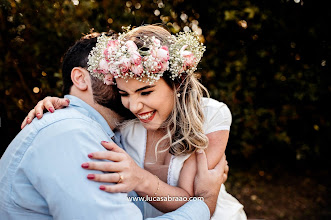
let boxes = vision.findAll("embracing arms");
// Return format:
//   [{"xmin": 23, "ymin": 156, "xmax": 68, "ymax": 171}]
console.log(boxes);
[{"xmin": 21, "ymin": 96, "xmax": 229, "ymax": 215}]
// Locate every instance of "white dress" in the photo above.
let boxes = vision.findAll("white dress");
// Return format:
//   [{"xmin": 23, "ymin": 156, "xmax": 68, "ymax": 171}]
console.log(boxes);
[{"xmin": 121, "ymin": 98, "xmax": 247, "ymax": 220}]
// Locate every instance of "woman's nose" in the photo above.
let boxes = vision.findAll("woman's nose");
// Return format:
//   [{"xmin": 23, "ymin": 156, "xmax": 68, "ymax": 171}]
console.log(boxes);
[{"xmin": 128, "ymin": 97, "xmax": 143, "ymax": 114}]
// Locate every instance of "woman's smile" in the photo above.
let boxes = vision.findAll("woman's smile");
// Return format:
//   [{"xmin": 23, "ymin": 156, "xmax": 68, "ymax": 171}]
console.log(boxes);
[
  {"xmin": 137, "ymin": 110, "xmax": 156, "ymax": 122},
  {"xmin": 116, "ymin": 77, "xmax": 175, "ymax": 131}
]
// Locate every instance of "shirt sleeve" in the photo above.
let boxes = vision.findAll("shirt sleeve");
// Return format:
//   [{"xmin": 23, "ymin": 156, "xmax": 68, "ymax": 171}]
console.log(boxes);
[
  {"xmin": 148, "ymin": 200, "xmax": 210, "ymax": 220},
  {"xmin": 202, "ymin": 98, "xmax": 232, "ymax": 134},
  {"xmin": 14, "ymin": 118, "xmax": 143, "ymax": 220}
]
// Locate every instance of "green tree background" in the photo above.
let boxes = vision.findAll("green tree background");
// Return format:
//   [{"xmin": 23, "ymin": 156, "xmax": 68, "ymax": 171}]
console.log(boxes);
[{"xmin": 0, "ymin": 0, "xmax": 330, "ymax": 219}]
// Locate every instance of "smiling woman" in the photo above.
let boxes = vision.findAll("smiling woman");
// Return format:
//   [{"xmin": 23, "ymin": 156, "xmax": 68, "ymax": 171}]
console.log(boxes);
[
  {"xmin": 21, "ymin": 25, "xmax": 247, "ymax": 219},
  {"xmin": 96, "ymin": 25, "xmax": 246, "ymax": 219},
  {"xmin": 117, "ymin": 77, "xmax": 174, "ymax": 131}
]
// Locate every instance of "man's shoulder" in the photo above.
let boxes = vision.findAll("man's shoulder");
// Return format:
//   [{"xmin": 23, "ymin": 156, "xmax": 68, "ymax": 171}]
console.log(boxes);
[
  {"xmin": 17, "ymin": 107, "xmax": 108, "ymax": 151},
  {"xmin": 28, "ymin": 107, "xmax": 101, "ymax": 132},
  {"xmin": 4, "ymin": 107, "xmax": 110, "ymax": 168}
]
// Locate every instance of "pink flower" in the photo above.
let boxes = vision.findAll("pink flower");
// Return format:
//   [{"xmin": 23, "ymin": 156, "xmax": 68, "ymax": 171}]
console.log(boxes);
[
  {"xmin": 156, "ymin": 46, "xmax": 170, "ymax": 62},
  {"xmin": 118, "ymin": 57, "xmax": 131, "ymax": 73},
  {"xmin": 180, "ymin": 45, "xmax": 196, "ymax": 71},
  {"xmin": 130, "ymin": 64, "xmax": 144, "ymax": 76},
  {"xmin": 159, "ymin": 61, "xmax": 169, "ymax": 73},
  {"xmin": 106, "ymin": 40, "xmax": 120, "ymax": 56},
  {"xmin": 98, "ymin": 59, "xmax": 109, "ymax": 72},
  {"xmin": 103, "ymin": 48, "xmax": 110, "ymax": 61},
  {"xmin": 103, "ymin": 74, "xmax": 114, "ymax": 85},
  {"xmin": 107, "ymin": 40, "xmax": 120, "ymax": 48},
  {"xmin": 108, "ymin": 64, "xmax": 120, "ymax": 76},
  {"xmin": 126, "ymin": 40, "xmax": 138, "ymax": 52},
  {"xmin": 130, "ymin": 51, "xmax": 142, "ymax": 65}
]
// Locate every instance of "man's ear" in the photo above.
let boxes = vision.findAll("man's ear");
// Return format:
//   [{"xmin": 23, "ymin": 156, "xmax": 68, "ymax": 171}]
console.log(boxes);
[{"xmin": 71, "ymin": 67, "xmax": 90, "ymax": 91}]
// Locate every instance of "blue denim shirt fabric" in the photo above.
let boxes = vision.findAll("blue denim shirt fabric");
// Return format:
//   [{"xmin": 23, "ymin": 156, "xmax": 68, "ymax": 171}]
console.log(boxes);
[{"xmin": 0, "ymin": 95, "xmax": 210, "ymax": 220}]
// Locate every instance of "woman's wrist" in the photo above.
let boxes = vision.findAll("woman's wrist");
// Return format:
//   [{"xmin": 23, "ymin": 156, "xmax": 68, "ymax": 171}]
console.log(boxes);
[{"xmin": 134, "ymin": 168, "xmax": 157, "ymax": 195}]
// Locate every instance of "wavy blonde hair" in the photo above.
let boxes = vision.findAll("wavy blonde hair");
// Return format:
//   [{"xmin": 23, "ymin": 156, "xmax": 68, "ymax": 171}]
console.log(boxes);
[{"xmin": 124, "ymin": 25, "xmax": 210, "ymax": 156}]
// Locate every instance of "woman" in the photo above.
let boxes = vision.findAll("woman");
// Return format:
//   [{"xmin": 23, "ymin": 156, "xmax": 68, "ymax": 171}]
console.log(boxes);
[{"xmin": 23, "ymin": 25, "xmax": 246, "ymax": 219}]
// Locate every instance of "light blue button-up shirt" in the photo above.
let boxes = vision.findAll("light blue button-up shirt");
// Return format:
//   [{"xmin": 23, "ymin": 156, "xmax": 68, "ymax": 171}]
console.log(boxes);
[{"xmin": 0, "ymin": 95, "xmax": 210, "ymax": 220}]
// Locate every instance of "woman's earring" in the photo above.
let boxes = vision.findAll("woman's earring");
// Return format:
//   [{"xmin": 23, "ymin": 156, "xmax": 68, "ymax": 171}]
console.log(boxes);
[{"xmin": 177, "ymin": 93, "xmax": 181, "ymax": 98}]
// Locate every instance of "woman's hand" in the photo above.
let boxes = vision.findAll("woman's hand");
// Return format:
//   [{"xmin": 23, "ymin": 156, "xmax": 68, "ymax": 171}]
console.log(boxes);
[
  {"xmin": 81, "ymin": 141, "xmax": 146, "ymax": 193},
  {"xmin": 194, "ymin": 150, "xmax": 229, "ymax": 216},
  {"xmin": 21, "ymin": 97, "xmax": 70, "ymax": 129}
]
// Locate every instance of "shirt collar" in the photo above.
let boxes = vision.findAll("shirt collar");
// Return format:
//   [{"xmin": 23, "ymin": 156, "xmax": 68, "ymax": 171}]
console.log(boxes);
[{"xmin": 64, "ymin": 95, "xmax": 114, "ymax": 138}]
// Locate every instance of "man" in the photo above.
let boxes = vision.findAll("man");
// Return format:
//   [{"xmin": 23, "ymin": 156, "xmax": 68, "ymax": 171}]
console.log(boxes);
[{"xmin": 0, "ymin": 34, "xmax": 227, "ymax": 219}]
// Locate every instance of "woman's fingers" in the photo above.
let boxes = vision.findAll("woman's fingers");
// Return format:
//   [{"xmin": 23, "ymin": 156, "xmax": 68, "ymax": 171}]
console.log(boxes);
[
  {"xmin": 225, "ymin": 163, "xmax": 229, "ymax": 174},
  {"xmin": 34, "ymin": 101, "xmax": 46, "ymax": 118},
  {"xmin": 81, "ymin": 161, "xmax": 124, "ymax": 172},
  {"xmin": 99, "ymin": 184, "xmax": 127, "ymax": 193},
  {"xmin": 34, "ymin": 97, "xmax": 70, "ymax": 116},
  {"xmin": 223, "ymin": 173, "xmax": 228, "ymax": 183},
  {"xmin": 21, "ymin": 117, "xmax": 28, "ymax": 129},
  {"xmin": 25, "ymin": 109, "xmax": 37, "ymax": 125},
  {"xmin": 213, "ymin": 154, "xmax": 226, "ymax": 174},
  {"xmin": 101, "ymin": 141, "xmax": 125, "ymax": 153},
  {"xmin": 52, "ymin": 97, "xmax": 70, "ymax": 109},
  {"xmin": 87, "ymin": 150, "xmax": 125, "ymax": 162},
  {"xmin": 21, "ymin": 97, "xmax": 70, "ymax": 130},
  {"xmin": 21, "ymin": 109, "xmax": 36, "ymax": 129},
  {"xmin": 86, "ymin": 172, "xmax": 121, "ymax": 183}
]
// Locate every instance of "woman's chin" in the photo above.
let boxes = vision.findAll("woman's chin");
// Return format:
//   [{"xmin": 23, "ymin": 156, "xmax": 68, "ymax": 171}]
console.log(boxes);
[{"xmin": 141, "ymin": 122, "xmax": 162, "ymax": 131}]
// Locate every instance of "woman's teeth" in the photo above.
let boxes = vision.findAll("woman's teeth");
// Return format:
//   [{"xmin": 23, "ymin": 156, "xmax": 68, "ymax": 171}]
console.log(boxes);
[{"xmin": 138, "ymin": 111, "xmax": 154, "ymax": 120}]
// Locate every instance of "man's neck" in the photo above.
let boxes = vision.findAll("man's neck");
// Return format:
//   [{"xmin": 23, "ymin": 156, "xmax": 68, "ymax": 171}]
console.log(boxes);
[
  {"xmin": 93, "ymin": 104, "xmax": 123, "ymax": 130},
  {"xmin": 69, "ymin": 90, "xmax": 122, "ymax": 130}
]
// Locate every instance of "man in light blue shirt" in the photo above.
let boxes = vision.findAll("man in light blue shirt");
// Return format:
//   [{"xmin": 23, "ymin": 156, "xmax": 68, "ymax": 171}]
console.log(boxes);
[{"xmin": 0, "ymin": 34, "xmax": 226, "ymax": 219}]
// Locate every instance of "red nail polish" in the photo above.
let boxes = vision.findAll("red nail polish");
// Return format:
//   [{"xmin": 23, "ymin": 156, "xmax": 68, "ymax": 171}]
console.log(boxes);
[
  {"xmin": 99, "ymin": 186, "xmax": 106, "ymax": 190},
  {"xmin": 101, "ymin": 141, "xmax": 109, "ymax": 144},
  {"xmin": 88, "ymin": 153, "xmax": 93, "ymax": 158},
  {"xmin": 87, "ymin": 174, "xmax": 95, "ymax": 179},
  {"xmin": 65, "ymin": 99, "xmax": 70, "ymax": 104},
  {"xmin": 81, "ymin": 163, "xmax": 89, "ymax": 168},
  {"xmin": 49, "ymin": 107, "xmax": 54, "ymax": 113}
]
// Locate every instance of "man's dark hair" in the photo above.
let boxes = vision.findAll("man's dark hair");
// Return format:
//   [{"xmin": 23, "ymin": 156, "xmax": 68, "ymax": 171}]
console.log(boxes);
[
  {"xmin": 61, "ymin": 32, "xmax": 134, "ymax": 119},
  {"xmin": 62, "ymin": 34, "xmax": 100, "ymax": 95}
]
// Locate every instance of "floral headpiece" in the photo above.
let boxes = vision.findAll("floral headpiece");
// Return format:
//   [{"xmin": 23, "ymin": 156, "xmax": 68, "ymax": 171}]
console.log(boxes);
[{"xmin": 87, "ymin": 29, "xmax": 205, "ymax": 85}]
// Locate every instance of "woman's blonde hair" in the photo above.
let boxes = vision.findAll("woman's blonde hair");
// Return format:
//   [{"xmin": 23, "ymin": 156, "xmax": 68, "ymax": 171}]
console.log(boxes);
[{"xmin": 125, "ymin": 25, "xmax": 210, "ymax": 156}]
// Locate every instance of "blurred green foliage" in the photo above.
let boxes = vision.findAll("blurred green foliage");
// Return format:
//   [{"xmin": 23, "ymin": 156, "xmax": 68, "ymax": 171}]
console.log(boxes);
[{"xmin": 1, "ymin": 0, "xmax": 330, "ymax": 170}]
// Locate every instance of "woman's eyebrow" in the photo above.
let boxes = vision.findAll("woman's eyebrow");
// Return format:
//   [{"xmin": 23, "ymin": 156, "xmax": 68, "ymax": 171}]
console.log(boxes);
[
  {"xmin": 117, "ymin": 85, "xmax": 156, "ymax": 93},
  {"xmin": 117, "ymin": 88, "xmax": 127, "ymax": 93},
  {"xmin": 135, "ymin": 85, "xmax": 156, "ymax": 92}
]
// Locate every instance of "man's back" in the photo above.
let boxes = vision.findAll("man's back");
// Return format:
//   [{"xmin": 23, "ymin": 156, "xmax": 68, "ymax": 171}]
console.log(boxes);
[{"xmin": 0, "ymin": 95, "xmax": 142, "ymax": 219}]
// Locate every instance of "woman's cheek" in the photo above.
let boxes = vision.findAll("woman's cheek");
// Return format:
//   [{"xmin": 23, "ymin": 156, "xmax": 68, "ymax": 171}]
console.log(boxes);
[{"xmin": 121, "ymin": 98, "xmax": 129, "ymax": 109}]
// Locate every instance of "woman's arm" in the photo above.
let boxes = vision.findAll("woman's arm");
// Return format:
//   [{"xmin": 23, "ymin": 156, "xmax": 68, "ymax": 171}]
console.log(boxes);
[
  {"xmin": 141, "ymin": 130, "xmax": 229, "ymax": 211},
  {"xmin": 84, "ymin": 142, "xmax": 195, "ymax": 213},
  {"xmin": 21, "ymin": 97, "xmax": 229, "ymax": 213},
  {"xmin": 84, "ymin": 133, "xmax": 228, "ymax": 213},
  {"xmin": 177, "ymin": 130, "xmax": 229, "ymax": 196},
  {"xmin": 21, "ymin": 97, "xmax": 69, "ymax": 129}
]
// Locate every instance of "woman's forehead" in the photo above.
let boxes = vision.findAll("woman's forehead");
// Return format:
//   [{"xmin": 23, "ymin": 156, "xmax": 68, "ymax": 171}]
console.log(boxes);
[{"xmin": 116, "ymin": 77, "xmax": 168, "ymax": 91}]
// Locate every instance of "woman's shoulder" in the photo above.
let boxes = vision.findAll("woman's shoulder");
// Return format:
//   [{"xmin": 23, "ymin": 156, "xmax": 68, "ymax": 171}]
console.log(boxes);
[
  {"xmin": 201, "ymin": 97, "xmax": 232, "ymax": 133},
  {"xmin": 202, "ymin": 97, "xmax": 231, "ymax": 114}
]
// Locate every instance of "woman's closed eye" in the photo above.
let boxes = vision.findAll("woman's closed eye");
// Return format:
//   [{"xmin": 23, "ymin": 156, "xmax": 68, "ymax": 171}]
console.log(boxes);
[{"xmin": 141, "ymin": 91, "xmax": 153, "ymax": 96}]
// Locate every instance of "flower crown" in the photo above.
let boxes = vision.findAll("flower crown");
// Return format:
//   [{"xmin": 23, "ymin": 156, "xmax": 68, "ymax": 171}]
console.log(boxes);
[{"xmin": 87, "ymin": 29, "xmax": 206, "ymax": 85}]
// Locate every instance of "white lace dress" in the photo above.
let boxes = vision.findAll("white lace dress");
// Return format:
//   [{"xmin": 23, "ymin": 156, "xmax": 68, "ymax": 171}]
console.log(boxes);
[{"xmin": 121, "ymin": 98, "xmax": 247, "ymax": 219}]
